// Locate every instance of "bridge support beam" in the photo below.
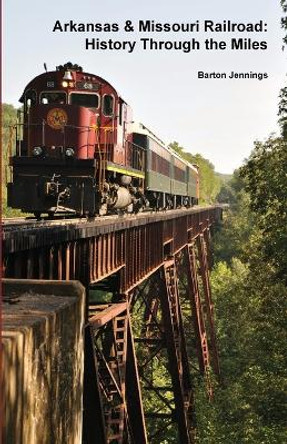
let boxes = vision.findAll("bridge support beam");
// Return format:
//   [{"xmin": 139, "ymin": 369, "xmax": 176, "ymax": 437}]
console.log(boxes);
[
  {"xmin": 3, "ymin": 207, "xmax": 222, "ymax": 443},
  {"xmin": 197, "ymin": 232, "xmax": 220, "ymax": 378},
  {"xmin": 185, "ymin": 242, "xmax": 213, "ymax": 397},
  {"xmin": 159, "ymin": 258, "xmax": 194, "ymax": 444},
  {"xmin": 83, "ymin": 232, "xmax": 220, "ymax": 443},
  {"xmin": 129, "ymin": 258, "xmax": 195, "ymax": 443},
  {"xmin": 85, "ymin": 303, "xmax": 147, "ymax": 444}
]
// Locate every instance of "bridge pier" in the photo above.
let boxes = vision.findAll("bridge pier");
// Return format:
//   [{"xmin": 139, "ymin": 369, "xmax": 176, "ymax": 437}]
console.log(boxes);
[{"xmin": 2, "ymin": 280, "xmax": 85, "ymax": 444}]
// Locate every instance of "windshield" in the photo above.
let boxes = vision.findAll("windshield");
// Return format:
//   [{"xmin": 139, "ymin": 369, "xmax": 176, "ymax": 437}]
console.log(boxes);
[
  {"xmin": 70, "ymin": 93, "xmax": 99, "ymax": 108},
  {"xmin": 40, "ymin": 92, "xmax": 67, "ymax": 104}
]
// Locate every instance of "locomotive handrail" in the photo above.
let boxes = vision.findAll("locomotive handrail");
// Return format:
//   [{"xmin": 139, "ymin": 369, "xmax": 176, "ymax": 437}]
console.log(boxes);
[
  {"xmin": 126, "ymin": 140, "xmax": 146, "ymax": 171},
  {"xmin": 10, "ymin": 122, "xmax": 104, "ymax": 131},
  {"xmin": 10, "ymin": 121, "xmax": 147, "ymax": 173}
]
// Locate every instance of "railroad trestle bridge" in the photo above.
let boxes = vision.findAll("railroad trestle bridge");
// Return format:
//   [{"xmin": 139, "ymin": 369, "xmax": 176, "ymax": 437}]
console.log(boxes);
[{"xmin": 3, "ymin": 206, "xmax": 222, "ymax": 444}]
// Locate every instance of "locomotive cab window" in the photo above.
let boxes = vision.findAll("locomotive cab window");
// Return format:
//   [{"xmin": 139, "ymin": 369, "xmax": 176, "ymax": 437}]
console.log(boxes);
[
  {"xmin": 70, "ymin": 93, "xmax": 99, "ymax": 108},
  {"xmin": 24, "ymin": 89, "xmax": 37, "ymax": 110},
  {"xmin": 103, "ymin": 95, "xmax": 114, "ymax": 116},
  {"xmin": 40, "ymin": 92, "xmax": 67, "ymax": 105}
]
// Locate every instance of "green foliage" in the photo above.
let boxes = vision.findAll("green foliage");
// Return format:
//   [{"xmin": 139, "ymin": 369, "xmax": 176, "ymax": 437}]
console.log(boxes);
[
  {"xmin": 169, "ymin": 141, "xmax": 221, "ymax": 203},
  {"xmin": 278, "ymin": 86, "xmax": 287, "ymax": 138},
  {"xmin": 195, "ymin": 154, "xmax": 287, "ymax": 442},
  {"xmin": 213, "ymin": 192, "xmax": 255, "ymax": 264},
  {"xmin": 278, "ymin": 2, "xmax": 287, "ymax": 136},
  {"xmin": 281, "ymin": 0, "xmax": 287, "ymax": 45},
  {"xmin": 240, "ymin": 137, "xmax": 287, "ymax": 279},
  {"xmin": 216, "ymin": 169, "xmax": 244, "ymax": 205},
  {"xmin": 2, "ymin": 103, "xmax": 17, "ymax": 180},
  {"xmin": 195, "ymin": 256, "xmax": 287, "ymax": 443},
  {"xmin": 1, "ymin": 103, "xmax": 24, "ymax": 217},
  {"xmin": 2, "ymin": 103, "xmax": 17, "ymax": 127},
  {"xmin": 2, "ymin": 120, "xmax": 24, "ymax": 216},
  {"xmin": 219, "ymin": 263, "xmax": 287, "ymax": 442}
]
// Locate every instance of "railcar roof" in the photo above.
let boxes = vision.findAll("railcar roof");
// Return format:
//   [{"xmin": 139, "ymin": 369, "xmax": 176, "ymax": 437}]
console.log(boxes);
[{"xmin": 131, "ymin": 121, "xmax": 199, "ymax": 172}]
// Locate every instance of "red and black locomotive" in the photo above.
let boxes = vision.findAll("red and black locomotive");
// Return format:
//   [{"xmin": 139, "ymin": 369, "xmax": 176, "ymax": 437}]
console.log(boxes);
[{"xmin": 8, "ymin": 62, "xmax": 199, "ymax": 217}]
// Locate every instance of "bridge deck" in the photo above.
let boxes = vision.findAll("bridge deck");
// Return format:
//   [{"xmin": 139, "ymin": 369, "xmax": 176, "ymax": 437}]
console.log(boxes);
[{"xmin": 3, "ymin": 206, "xmax": 221, "ymax": 253}]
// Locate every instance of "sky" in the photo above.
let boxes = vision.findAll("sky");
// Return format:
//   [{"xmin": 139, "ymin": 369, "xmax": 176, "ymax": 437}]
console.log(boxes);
[{"xmin": 3, "ymin": 0, "xmax": 287, "ymax": 173}]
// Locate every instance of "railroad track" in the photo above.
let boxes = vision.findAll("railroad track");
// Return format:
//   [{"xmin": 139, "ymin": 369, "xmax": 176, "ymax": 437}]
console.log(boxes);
[
  {"xmin": 2, "ymin": 206, "xmax": 207, "ymax": 230},
  {"xmin": 3, "ymin": 204, "xmax": 220, "ymax": 224},
  {"xmin": 2, "ymin": 214, "xmax": 120, "ymax": 229},
  {"xmin": 3, "ymin": 206, "xmax": 222, "ymax": 256}
]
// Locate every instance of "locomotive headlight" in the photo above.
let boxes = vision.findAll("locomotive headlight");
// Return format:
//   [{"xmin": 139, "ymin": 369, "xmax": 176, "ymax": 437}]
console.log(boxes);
[
  {"xmin": 65, "ymin": 148, "xmax": 75, "ymax": 157},
  {"xmin": 32, "ymin": 146, "xmax": 43, "ymax": 157},
  {"xmin": 62, "ymin": 81, "xmax": 69, "ymax": 88}
]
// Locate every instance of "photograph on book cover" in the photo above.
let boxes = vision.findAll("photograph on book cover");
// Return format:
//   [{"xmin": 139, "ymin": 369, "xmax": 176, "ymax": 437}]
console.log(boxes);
[
  {"xmin": 2, "ymin": 1, "xmax": 287, "ymax": 443},
  {"xmin": 4, "ymin": 1, "xmax": 285, "ymax": 174},
  {"xmin": 3, "ymin": 0, "xmax": 286, "ymax": 216},
  {"xmin": 3, "ymin": 1, "xmax": 286, "ymax": 214}
]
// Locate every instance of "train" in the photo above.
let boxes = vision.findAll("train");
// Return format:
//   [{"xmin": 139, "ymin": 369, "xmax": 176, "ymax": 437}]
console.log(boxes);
[{"xmin": 7, "ymin": 62, "xmax": 199, "ymax": 218}]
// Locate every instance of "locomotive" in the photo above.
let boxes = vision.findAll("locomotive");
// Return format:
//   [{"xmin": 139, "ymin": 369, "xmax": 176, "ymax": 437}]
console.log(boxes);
[{"xmin": 7, "ymin": 62, "xmax": 199, "ymax": 217}]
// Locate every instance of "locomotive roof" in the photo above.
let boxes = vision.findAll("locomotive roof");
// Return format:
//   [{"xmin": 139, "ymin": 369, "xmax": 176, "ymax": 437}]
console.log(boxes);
[{"xmin": 20, "ymin": 62, "xmax": 124, "ymax": 103}]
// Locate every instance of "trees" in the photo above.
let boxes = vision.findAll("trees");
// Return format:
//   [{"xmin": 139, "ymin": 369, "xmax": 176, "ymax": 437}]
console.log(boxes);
[
  {"xmin": 2, "ymin": 104, "xmax": 25, "ymax": 216},
  {"xmin": 239, "ymin": 137, "xmax": 287, "ymax": 280},
  {"xmin": 281, "ymin": 0, "xmax": 287, "ymax": 45},
  {"xmin": 278, "ymin": 1, "xmax": 287, "ymax": 136},
  {"xmin": 278, "ymin": 86, "xmax": 287, "ymax": 138},
  {"xmin": 192, "ymin": 131, "xmax": 287, "ymax": 440},
  {"xmin": 201, "ymin": 8, "xmax": 287, "ymax": 430},
  {"xmin": 209, "ymin": 258, "xmax": 287, "ymax": 443},
  {"xmin": 2, "ymin": 103, "xmax": 17, "ymax": 180}
]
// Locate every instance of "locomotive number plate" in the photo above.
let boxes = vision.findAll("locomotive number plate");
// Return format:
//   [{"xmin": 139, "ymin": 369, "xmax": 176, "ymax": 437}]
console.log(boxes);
[{"xmin": 76, "ymin": 81, "xmax": 99, "ymax": 91}]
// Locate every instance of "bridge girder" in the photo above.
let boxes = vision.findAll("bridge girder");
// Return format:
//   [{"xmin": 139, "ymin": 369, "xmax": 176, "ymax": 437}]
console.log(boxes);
[{"xmin": 3, "ymin": 207, "xmax": 222, "ymax": 443}]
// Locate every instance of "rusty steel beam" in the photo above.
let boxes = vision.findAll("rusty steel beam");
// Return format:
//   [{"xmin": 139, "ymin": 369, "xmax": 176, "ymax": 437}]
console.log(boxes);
[
  {"xmin": 125, "ymin": 318, "xmax": 148, "ymax": 444},
  {"xmin": 83, "ymin": 325, "xmax": 107, "ymax": 444},
  {"xmin": 3, "ymin": 207, "xmax": 221, "ymax": 253},
  {"xmin": 2, "ymin": 207, "xmax": 222, "ymax": 444},
  {"xmin": 87, "ymin": 303, "xmax": 147, "ymax": 444},
  {"xmin": 129, "ymin": 260, "xmax": 196, "ymax": 443},
  {"xmin": 159, "ymin": 260, "xmax": 193, "ymax": 444},
  {"xmin": 89, "ymin": 303, "xmax": 127, "ymax": 328},
  {"xmin": 184, "ymin": 243, "xmax": 213, "ymax": 397},
  {"xmin": 91, "ymin": 310, "xmax": 128, "ymax": 443},
  {"xmin": 197, "ymin": 234, "xmax": 220, "ymax": 378},
  {"xmin": 3, "ymin": 208, "xmax": 222, "ymax": 290},
  {"xmin": 130, "ymin": 277, "xmax": 178, "ymax": 443}
]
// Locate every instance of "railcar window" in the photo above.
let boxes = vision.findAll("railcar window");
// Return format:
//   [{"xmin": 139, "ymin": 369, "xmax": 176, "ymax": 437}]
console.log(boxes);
[
  {"xmin": 151, "ymin": 152, "xmax": 170, "ymax": 176},
  {"xmin": 40, "ymin": 92, "xmax": 66, "ymax": 105},
  {"xmin": 103, "ymin": 95, "xmax": 114, "ymax": 116},
  {"xmin": 174, "ymin": 166, "xmax": 186, "ymax": 182},
  {"xmin": 70, "ymin": 93, "xmax": 99, "ymax": 108}
]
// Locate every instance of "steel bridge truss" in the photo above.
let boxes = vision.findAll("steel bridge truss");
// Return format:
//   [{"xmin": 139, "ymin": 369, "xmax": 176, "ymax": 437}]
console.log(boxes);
[{"xmin": 3, "ymin": 207, "xmax": 221, "ymax": 443}]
